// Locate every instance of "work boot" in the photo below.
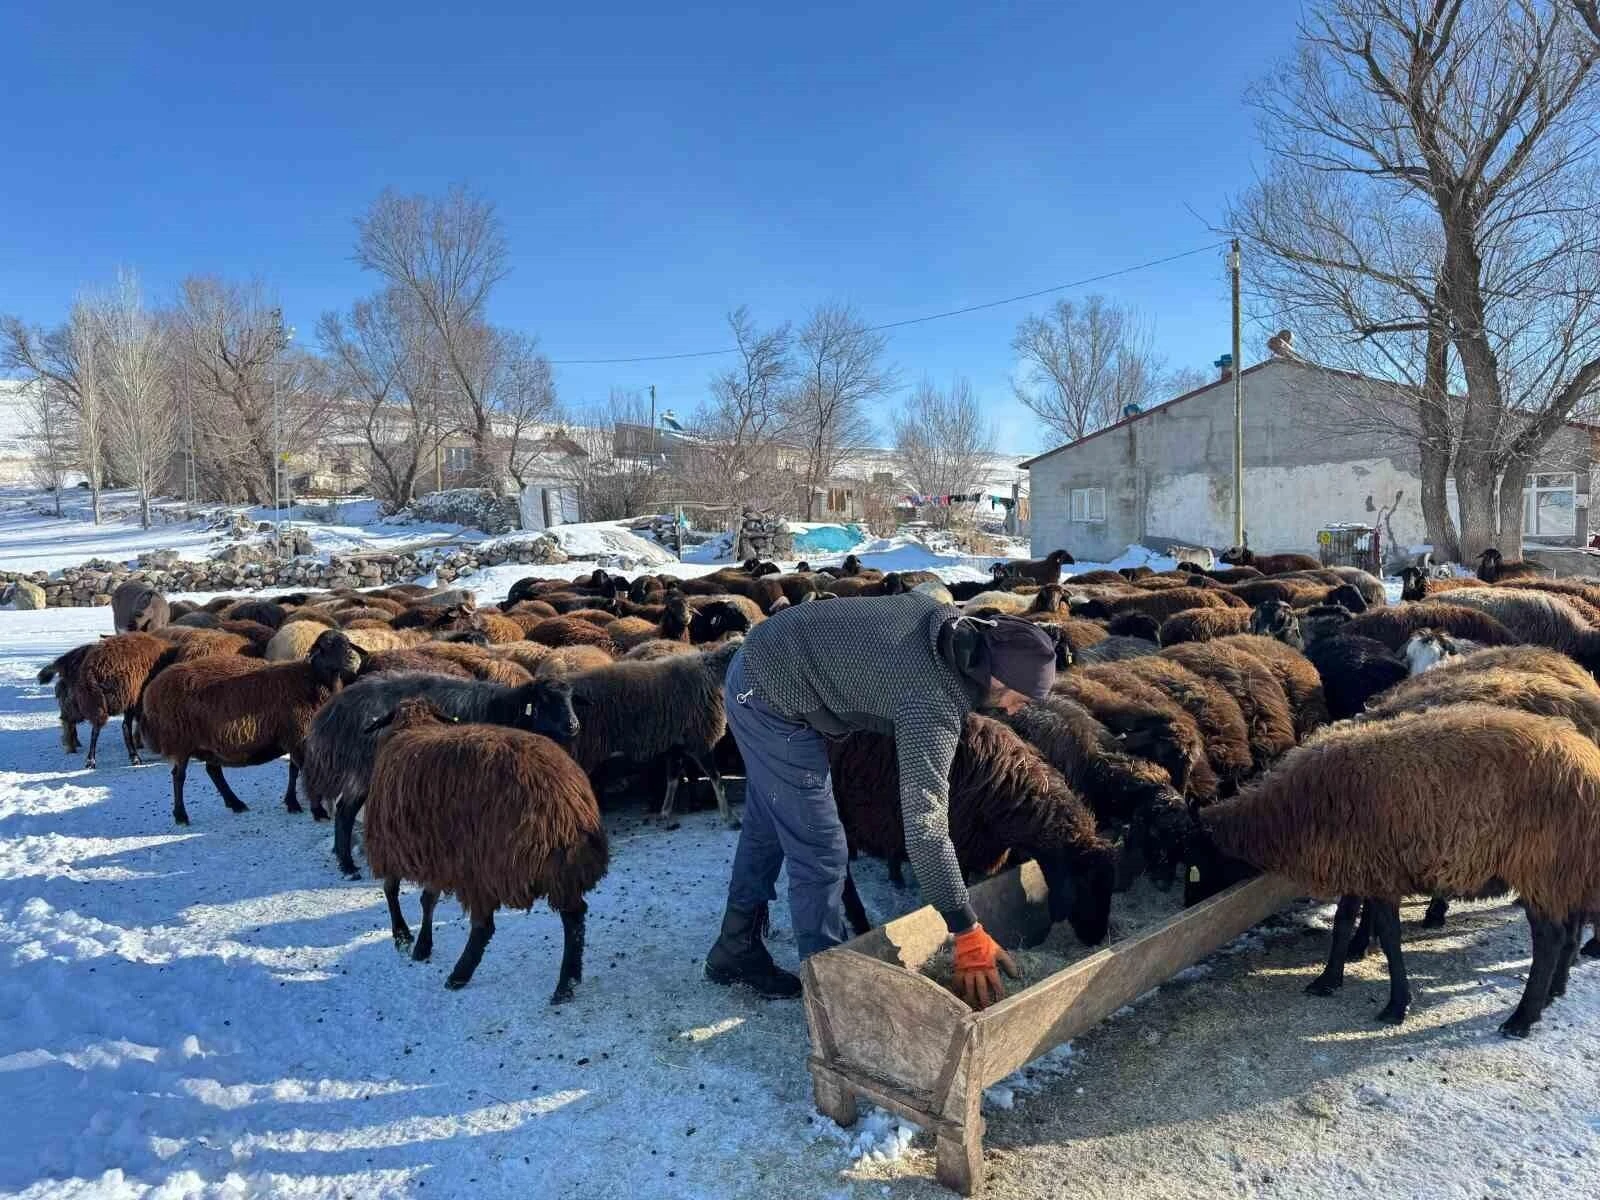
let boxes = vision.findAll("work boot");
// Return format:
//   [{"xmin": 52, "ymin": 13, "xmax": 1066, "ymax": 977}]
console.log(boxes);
[{"xmin": 704, "ymin": 903, "xmax": 802, "ymax": 998}]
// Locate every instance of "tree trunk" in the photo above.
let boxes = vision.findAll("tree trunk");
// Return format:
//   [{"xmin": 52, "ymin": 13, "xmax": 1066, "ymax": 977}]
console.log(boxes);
[
  {"xmin": 1454, "ymin": 459, "xmax": 1499, "ymax": 562},
  {"xmin": 1418, "ymin": 299, "xmax": 1460, "ymax": 563},
  {"xmin": 1496, "ymin": 460, "xmax": 1528, "ymax": 560},
  {"xmin": 140, "ymin": 490, "xmax": 151, "ymax": 529}
]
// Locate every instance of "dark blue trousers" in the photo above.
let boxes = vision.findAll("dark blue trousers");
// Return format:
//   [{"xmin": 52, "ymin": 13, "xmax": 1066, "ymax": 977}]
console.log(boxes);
[{"xmin": 723, "ymin": 650, "xmax": 849, "ymax": 959}]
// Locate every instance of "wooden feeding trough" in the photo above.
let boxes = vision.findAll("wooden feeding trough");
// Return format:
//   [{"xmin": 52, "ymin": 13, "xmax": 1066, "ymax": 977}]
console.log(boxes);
[{"xmin": 802, "ymin": 864, "xmax": 1299, "ymax": 1194}]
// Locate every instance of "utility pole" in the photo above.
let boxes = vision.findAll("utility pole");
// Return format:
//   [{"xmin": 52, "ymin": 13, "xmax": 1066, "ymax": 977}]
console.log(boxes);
[{"xmin": 1229, "ymin": 239, "xmax": 1244, "ymax": 547}]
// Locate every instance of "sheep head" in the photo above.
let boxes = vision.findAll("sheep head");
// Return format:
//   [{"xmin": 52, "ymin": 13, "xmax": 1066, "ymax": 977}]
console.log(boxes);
[
  {"xmin": 691, "ymin": 600, "xmax": 752, "ymax": 643},
  {"xmin": 1181, "ymin": 820, "xmax": 1258, "ymax": 907},
  {"xmin": 309, "ymin": 631, "xmax": 365, "ymax": 686},
  {"xmin": 512, "ymin": 679, "xmax": 581, "ymax": 745},
  {"xmin": 1299, "ymin": 603, "xmax": 1354, "ymax": 647},
  {"xmin": 1047, "ymin": 549, "xmax": 1076, "ymax": 566},
  {"xmin": 1398, "ymin": 566, "xmax": 1428, "ymax": 602},
  {"xmin": 628, "ymin": 575, "xmax": 658, "ymax": 603},
  {"xmin": 841, "ymin": 554, "xmax": 862, "ymax": 576},
  {"xmin": 1030, "ymin": 583, "xmax": 1065, "ymax": 614},
  {"xmin": 1249, "ymin": 600, "xmax": 1302, "ymax": 648},
  {"xmin": 1325, "ymin": 583, "xmax": 1368, "ymax": 614},
  {"xmin": 662, "ymin": 592, "xmax": 693, "ymax": 634},
  {"xmin": 1401, "ymin": 630, "xmax": 1461, "ymax": 675},
  {"xmin": 365, "ymin": 696, "xmax": 456, "ymax": 739},
  {"xmin": 1038, "ymin": 841, "xmax": 1114, "ymax": 946}
]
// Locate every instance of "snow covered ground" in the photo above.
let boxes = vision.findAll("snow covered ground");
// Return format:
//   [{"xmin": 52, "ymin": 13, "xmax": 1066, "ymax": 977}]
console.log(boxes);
[{"xmin": 3, "ymin": 601, "xmax": 1599, "ymax": 1198}]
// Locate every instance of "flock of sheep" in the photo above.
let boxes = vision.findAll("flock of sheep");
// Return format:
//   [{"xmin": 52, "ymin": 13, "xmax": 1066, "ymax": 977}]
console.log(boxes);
[{"xmin": 29, "ymin": 543, "xmax": 1600, "ymax": 1038}]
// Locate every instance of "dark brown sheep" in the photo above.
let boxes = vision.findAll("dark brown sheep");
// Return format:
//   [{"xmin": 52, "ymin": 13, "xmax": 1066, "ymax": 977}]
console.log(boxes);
[
  {"xmin": 1341, "ymin": 603, "xmax": 1517, "ymax": 652},
  {"xmin": 1074, "ymin": 586, "xmax": 1246, "ymax": 623},
  {"xmin": 1045, "ymin": 617, "xmax": 1110, "ymax": 653},
  {"xmin": 140, "ymin": 630, "xmax": 365, "ymax": 824},
  {"xmin": 1189, "ymin": 705, "xmax": 1600, "ymax": 1036},
  {"xmin": 1180, "ymin": 564, "xmax": 1264, "ymax": 583},
  {"xmin": 1159, "ymin": 641, "xmax": 1297, "ymax": 772},
  {"xmin": 217, "ymin": 619, "xmax": 276, "ymax": 654},
  {"xmin": 392, "ymin": 603, "xmax": 478, "ymax": 632},
  {"xmin": 1104, "ymin": 611, "xmax": 1162, "ymax": 641},
  {"xmin": 535, "ymin": 645, "xmax": 616, "ymax": 678},
  {"xmin": 567, "ymin": 640, "xmax": 742, "ymax": 826},
  {"xmin": 1396, "ymin": 567, "xmax": 1487, "ymax": 602},
  {"xmin": 1423, "ymin": 644, "xmax": 1596, "ymax": 692},
  {"xmin": 523, "ymin": 616, "xmax": 618, "ymax": 653},
  {"xmin": 221, "ymin": 599, "xmax": 287, "ymax": 629},
  {"xmin": 1213, "ymin": 634, "xmax": 1329, "ymax": 738},
  {"xmin": 1105, "ymin": 657, "xmax": 1251, "ymax": 797},
  {"xmin": 365, "ymin": 698, "xmax": 608, "ymax": 1001},
  {"xmin": 37, "ymin": 645, "xmax": 93, "ymax": 752},
  {"xmin": 1218, "ymin": 547, "xmax": 1323, "ymax": 574},
  {"xmin": 1223, "ymin": 578, "xmax": 1330, "ymax": 608},
  {"xmin": 605, "ymin": 593, "xmax": 693, "ymax": 652},
  {"xmin": 361, "ymin": 649, "xmax": 477, "ymax": 680},
  {"xmin": 830, "ymin": 714, "xmax": 1115, "ymax": 945},
  {"xmin": 1000, "ymin": 549, "xmax": 1076, "ymax": 585},
  {"xmin": 335, "ymin": 606, "xmax": 398, "ymax": 628},
  {"xmin": 1476, "ymin": 547, "xmax": 1548, "ymax": 583},
  {"xmin": 112, "ymin": 582, "xmax": 170, "ymax": 633},
  {"xmin": 1053, "ymin": 667, "xmax": 1217, "ymax": 801},
  {"xmin": 1158, "ymin": 606, "xmax": 1252, "ymax": 645}
]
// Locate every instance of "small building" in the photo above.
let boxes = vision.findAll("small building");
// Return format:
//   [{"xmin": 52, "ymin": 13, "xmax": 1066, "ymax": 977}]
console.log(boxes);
[{"xmin": 1023, "ymin": 357, "xmax": 1591, "ymax": 563}]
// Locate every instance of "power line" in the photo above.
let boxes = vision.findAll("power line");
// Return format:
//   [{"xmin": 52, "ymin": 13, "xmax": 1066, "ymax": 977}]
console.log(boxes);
[{"xmin": 547, "ymin": 241, "xmax": 1230, "ymax": 365}]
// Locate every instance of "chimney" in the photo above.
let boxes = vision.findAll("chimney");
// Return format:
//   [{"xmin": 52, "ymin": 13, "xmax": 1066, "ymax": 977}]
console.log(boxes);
[
  {"xmin": 1214, "ymin": 352, "xmax": 1234, "ymax": 382},
  {"xmin": 1266, "ymin": 329, "xmax": 1295, "ymax": 357}
]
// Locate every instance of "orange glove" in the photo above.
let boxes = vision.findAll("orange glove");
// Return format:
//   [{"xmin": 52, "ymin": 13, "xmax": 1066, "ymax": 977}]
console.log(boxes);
[{"xmin": 951, "ymin": 924, "xmax": 1019, "ymax": 1010}]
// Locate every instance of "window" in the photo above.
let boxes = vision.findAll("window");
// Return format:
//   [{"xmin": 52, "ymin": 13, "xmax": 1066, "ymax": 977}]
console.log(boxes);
[
  {"xmin": 1523, "ymin": 472, "xmax": 1576, "ymax": 539},
  {"xmin": 444, "ymin": 446, "xmax": 474, "ymax": 473},
  {"xmin": 1070, "ymin": 487, "xmax": 1106, "ymax": 523},
  {"xmin": 826, "ymin": 487, "xmax": 854, "ymax": 513}
]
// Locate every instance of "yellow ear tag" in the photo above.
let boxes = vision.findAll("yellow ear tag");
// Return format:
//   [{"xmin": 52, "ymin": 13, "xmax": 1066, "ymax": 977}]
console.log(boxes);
[{"xmin": 1188, "ymin": 866, "xmax": 1200, "ymax": 883}]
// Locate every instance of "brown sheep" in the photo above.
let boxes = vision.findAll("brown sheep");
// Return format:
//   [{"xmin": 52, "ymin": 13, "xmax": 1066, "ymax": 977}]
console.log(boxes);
[
  {"xmin": 1365, "ymin": 665, "xmax": 1600, "ymax": 737},
  {"xmin": 622, "ymin": 639, "xmax": 699, "ymax": 661},
  {"xmin": 1412, "ymin": 589, "xmax": 1600, "ymax": 670},
  {"xmin": 55, "ymin": 633, "xmax": 227, "ymax": 767},
  {"xmin": 1052, "ymin": 668, "xmax": 1215, "ymax": 801},
  {"xmin": 361, "ymin": 649, "xmax": 477, "ymax": 680},
  {"xmin": 1223, "ymin": 578, "xmax": 1330, "ymax": 608},
  {"xmin": 391, "ymin": 603, "xmax": 478, "ymax": 632},
  {"xmin": 221, "ymin": 599, "xmax": 287, "ymax": 629},
  {"xmin": 829, "ymin": 714, "xmax": 1115, "ymax": 945},
  {"xmin": 283, "ymin": 607, "xmax": 340, "ymax": 629},
  {"xmin": 999, "ymin": 549, "xmax": 1076, "ymax": 585},
  {"xmin": 523, "ymin": 616, "xmax": 617, "ymax": 653},
  {"xmin": 111, "ymin": 581, "xmax": 169, "ymax": 633},
  {"xmin": 1106, "ymin": 657, "xmax": 1252, "ymax": 796},
  {"xmin": 1212, "ymin": 634, "xmax": 1329, "ymax": 738},
  {"xmin": 1158, "ymin": 606, "xmax": 1252, "ymax": 645},
  {"xmin": 1396, "ymin": 566, "xmax": 1487, "ymax": 602},
  {"xmin": 686, "ymin": 593, "xmax": 765, "ymax": 626},
  {"xmin": 1476, "ymin": 547, "xmax": 1548, "ymax": 583},
  {"xmin": 1423, "ymin": 644, "xmax": 1596, "ymax": 692},
  {"xmin": 152, "ymin": 626, "xmax": 256, "ymax": 658},
  {"xmin": 469, "ymin": 612, "xmax": 527, "ymax": 644},
  {"xmin": 1045, "ymin": 617, "xmax": 1111, "ymax": 653},
  {"xmin": 140, "ymin": 630, "xmax": 365, "ymax": 824},
  {"xmin": 1218, "ymin": 547, "xmax": 1323, "ymax": 574},
  {"xmin": 37, "ymin": 645, "xmax": 92, "ymax": 753},
  {"xmin": 335, "ymin": 606, "xmax": 398, "ymax": 627},
  {"xmin": 217, "ymin": 619, "xmax": 277, "ymax": 655},
  {"xmin": 535, "ymin": 645, "xmax": 616, "ymax": 678},
  {"xmin": 364, "ymin": 698, "xmax": 608, "ymax": 1001},
  {"xmin": 1074, "ymin": 586, "xmax": 1246, "ymax": 623},
  {"xmin": 501, "ymin": 599, "xmax": 560, "ymax": 619},
  {"xmin": 1159, "ymin": 641, "xmax": 1298, "ymax": 772},
  {"xmin": 606, "ymin": 593, "xmax": 693, "ymax": 652},
  {"xmin": 1341, "ymin": 603, "xmax": 1517, "ymax": 652},
  {"xmin": 482, "ymin": 641, "xmax": 553, "ymax": 672},
  {"xmin": 564, "ymin": 607, "xmax": 621, "ymax": 627},
  {"xmin": 1188, "ymin": 705, "xmax": 1600, "ymax": 1036}
]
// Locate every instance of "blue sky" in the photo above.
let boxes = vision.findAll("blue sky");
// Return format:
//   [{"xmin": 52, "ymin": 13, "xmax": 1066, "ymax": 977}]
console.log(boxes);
[{"xmin": 3, "ymin": 2, "xmax": 1306, "ymax": 454}]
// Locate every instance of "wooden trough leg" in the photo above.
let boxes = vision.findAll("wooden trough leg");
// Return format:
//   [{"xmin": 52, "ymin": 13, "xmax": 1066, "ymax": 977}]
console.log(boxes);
[
  {"xmin": 936, "ymin": 1123, "xmax": 985, "ymax": 1197},
  {"xmin": 811, "ymin": 1065, "xmax": 859, "ymax": 1128},
  {"xmin": 935, "ymin": 1036, "xmax": 986, "ymax": 1195}
]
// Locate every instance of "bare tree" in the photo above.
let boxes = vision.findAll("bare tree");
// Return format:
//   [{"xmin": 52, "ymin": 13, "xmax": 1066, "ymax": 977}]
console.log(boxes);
[
  {"xmin": 674, "ymin": 307, "xmax": 795, "ymax": 510},
  {"xmin": 2, "ymin": 304, "xmax": 107, "ymax": 522},
  {"xmin": 498, "ymin": 331, "xmax": 560, "ymax": 491},
  {"xmin": 1579, "ymin": 1, "xmax": 1600, "ymax": 41},
  {"xmin": 892, "ymin": 376, "xmax": 996, "ymax": 527},
  {"xmin": 1011, "ymin": 295, "xmax": 1175, "ymax": 443},
  {"xmin": 20, "ymin": 379, "xmax": 75, "ymax": 515},
  {"xmin": 551, "ymin": 391, "xmax": 663, "ymax": 521},
  {"xmin": 319, "ymin": 288, "xmax": 452, "ymax": 510},
  {"xmin": 1233, "ymin": 0, "xmax": 1600, "ymax": 560},
  {"xmin": 786, "ymin": 304, "xmax": 893, "ymax": 519},
  {"xmin": 355, "ymin": 186, "xmax": 510, "ymax": 484},
  {"xmin": 172, "ymin": 277, "xmax": 325, "ymax": 504},
  {"xmin": 96, "ymin": 271, "xmax": 176, "ymax": 527}
]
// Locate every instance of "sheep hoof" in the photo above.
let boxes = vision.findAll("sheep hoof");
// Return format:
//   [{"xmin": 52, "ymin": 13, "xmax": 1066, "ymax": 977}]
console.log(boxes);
[
  {"xmin": 284, "ymin": 799, "xmax": 303, "ymax": 814},
  {"xmin": 1304, "ymin": 976, "xmax": 1342, "ymax": 997},
  {"xmin": 392, "ymin": 930, "xmax": 413, "ymax": 952},
  {"xmin": 1499, "ymin": 1016, "xmax": 1534, "ymax": 1039},
  {"xmin": 85, "ymin": 756, "xmax": 97, "ymax": 770},
  {"xmin": 723, "ymin": 816, "xmax": 742, "ymax": 831},
  {"xmin": 341, "ymin": 866, "xmax": 363, "ymax": 881},
  {"xmin": 1421, "ymin": 913, "xmax": 1446, "ymax": 930},
  {"xmin": 550, "ymin": 984, "xmax": 576, "ymax": 1005},
  {"xmin": 1345, "ymin": 939, "xmax": 1371, "ymax": 961},
  {"xmin": 444, "ymin": 975, "xmax": 470, "ymax": 990},
  {"xmin": 128, "ymin": 753, "xmax": 143, "ymax": 766},
  {"xmin": 226, "ymin": 800, "xmax": 250, "ymax": 814},
  {"xmin": 310, "ymin": 805, "xmax": 329, "ymax": 822},
  {"xmin": 1581, "ymin": 938, "xmax": 1600, "ymax": 959},
  {"xmin": 173, "ymin": 812, "xmax": 190, "ymax": 826},
  {"xmin": 411, "ymin": 940, "xmax": 432, "ymax": 963},
  {"xmin": 1375, "ymin": 1002, "xmax": 1409, "ymax": 1025}
]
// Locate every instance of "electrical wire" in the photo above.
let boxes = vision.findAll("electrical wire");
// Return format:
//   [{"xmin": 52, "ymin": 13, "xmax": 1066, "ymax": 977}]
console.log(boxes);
[{"xmin": 547, "ymin": 241, "xmax": 1229, "ymax": 365}]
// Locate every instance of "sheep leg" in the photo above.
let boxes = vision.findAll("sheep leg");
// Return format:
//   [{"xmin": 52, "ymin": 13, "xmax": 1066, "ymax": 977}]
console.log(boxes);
[
  {"xmin": 334, "ymin": 795, "xmax": 367, "ymax": 879},
  {"xmin": 205, "ymin": 762, "xmax": 249, "ymax": 813},
  {"xmin": 171, "ymin": 758, "xmax": 191, "ymax": 825},
  {"xmin": 1501, "ymin": 912, "xmax": 1565, "ymax": 1038},
  {"xmin": 445, "ymin": 908, "xmax": 496, "ymax": 989},
  {"xmin": 1345, "ymin": 901, "xmax": 1374, "ymax": 961},
  {"xmin": 1548, "ymin": 912, "xmax": 1583, "ymax": 1000},
  {"xmin": 841, "ymin": 869, "xmax": 872, "ymax": 938},
  {"xmin": 1582, "ymin": 912, "xmax": 1600, "ymax": 959},
  {"xmin": 658, "ymin": 766, "xmax": 683, "ymax": 822},
  {"xmin": 61, "ymin": 717, "xmax": 80, "ymax": 754},
  {"xmin": 887, "ymin": 853, "xmax": 909, "ymax": 889},
  {"xmin": 551, "ymin": 900, "xmax": 588, "ymax": 1005},
  {"xmin": 85, "ymin": 720, "xmax": 104, "ymax": 770},
  {"xmin": 1306, "ymin": 894, "xmax": 1363, "ymax": 996},
  {"xmin": 121, "ymin": 714, "xmax": 142, "ymax": 766},
  {"xmin": 687, "ymin": 749, "xmax": 739, "ymax": 830},
  {"xmin": 282, "ymin": 760, "xmax": 302, "ymax": 814},
  {"xmin": 413, "ymin": 890, "xmax": 437, "ymax": 962},
  {"xmin": 1422, "ymin": 896, "xmax": 1450, "ymax": 929},
  {"xmin": 1370, "ymin": 900, "xmax": 1411, "ymax": 1025},
  {"xmin": 384, "ymin": 876, "xmax": 412, "ymax": 951}
]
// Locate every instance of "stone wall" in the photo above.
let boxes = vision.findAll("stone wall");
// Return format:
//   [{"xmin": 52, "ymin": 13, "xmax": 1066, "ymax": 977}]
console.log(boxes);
[{"xmin": 0, "ymin": 534, "xmax": 569, "ymax": 609}]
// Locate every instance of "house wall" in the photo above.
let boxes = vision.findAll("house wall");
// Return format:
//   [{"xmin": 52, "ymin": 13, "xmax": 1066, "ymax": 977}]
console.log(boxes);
[{"xmin": 1027, "ymin": 360, "xmax": 1592, "ymax": 563}]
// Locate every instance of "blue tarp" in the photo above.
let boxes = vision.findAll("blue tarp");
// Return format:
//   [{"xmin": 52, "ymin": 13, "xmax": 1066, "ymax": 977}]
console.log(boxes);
[{"xmin": 792, "ymin": 524, "xmax": 864, "ymax": 554}]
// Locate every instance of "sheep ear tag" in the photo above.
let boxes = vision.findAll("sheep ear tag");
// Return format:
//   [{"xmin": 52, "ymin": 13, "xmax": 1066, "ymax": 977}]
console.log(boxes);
[
  {"xmin": 525, "ymin": 703, "xmax": 533, "ymax": 715},
  {"xmin": 1188, "ymin": 866, "xmax": 1200, "ymax": 883}
]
